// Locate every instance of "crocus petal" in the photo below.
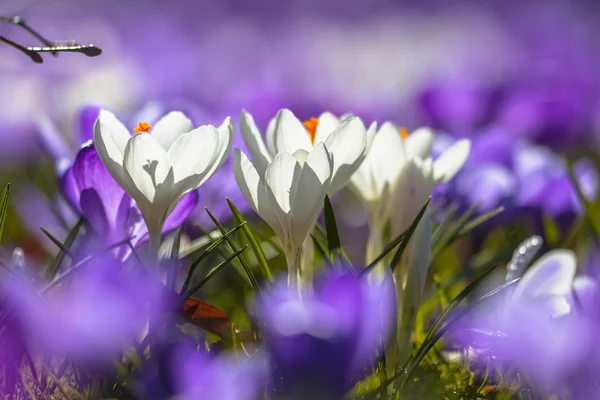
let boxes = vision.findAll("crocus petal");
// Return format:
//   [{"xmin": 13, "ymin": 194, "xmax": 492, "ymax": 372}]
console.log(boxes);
[
  {"xmin": 265, "ymin": 117, "xmax": 277, "ymax": 155},
  {"xmin": 36, "ymin": 115, "xmax": 71, "ymax": 163},
  {"xmin": 513, "ymin": 249, "xmax": 577, "ymax": 301},
  {"xmin": 76, "ymin": 105, "xmax": 101, "ymax": 145},
  {"xmin": 240, "ymin": 110, "xmax": 273, "ymax": 175},
  {"xmin": 433, "ymin": 139, "xmax": 471, "ymax": 184},
  {"xmin": 233, "ymin": 149, "xmax": 282, "ymax": 239},
  {"xmin": 290, "ymin": 143, "xmax": 333, "ymax": 248},
  {"xmin": 324, "ymin": 117, "xmax": 367, "ymax": 195},
  {"xmin": 60, "ymin": 168, "xmax": 79, "ymax": 209},
  {"xmin": 94, "ymin": 109, "xmax": 132, "ymax": 186},
  {"xmin": 200, "ymin": 117, "xmax": 234, "ymax": 183},
  {"xmin": 150, "ymin": 111, "xmax": 193, "ymax": 151},
  {"xmin": 79, "ymin": 189, "xmax": 110, "ymax": 239},
  {"xmin": 404, "ymin": 127, "xmax": 434, "ymax": 160},
  {"xmin": 314, "ymin": 112, "xmax": 340, "ymax": 144},
  {"xmin": 264, "ymin": 153, "xmax": 303, "ymax": 250},
  {"xmin": 273, "ymin": 109, "xmax": 313, "ymax": 154},
  {"xmin": 167, "ymin": 125, "xmax": 219, "ymax": 191},
  {"xmin": 162, "ymin": 190, "xmax": 198, "ymax": 233},
  {"xmin": 123, "ymin": 133, "xmax": 171, "ymax": 203}
]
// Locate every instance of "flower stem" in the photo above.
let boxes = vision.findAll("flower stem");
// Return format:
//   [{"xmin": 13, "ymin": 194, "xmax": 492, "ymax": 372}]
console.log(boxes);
[
  {"xmin": 300, "ymin": 235, "xmax": 315, "ymax": 289},
  {"xmin": 285, "ymin": 247, "xmax": 300, "ymax": 289}
]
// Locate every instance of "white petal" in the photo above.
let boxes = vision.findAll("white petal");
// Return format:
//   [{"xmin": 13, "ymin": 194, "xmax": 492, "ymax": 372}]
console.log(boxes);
[
  {"xmin": 365, "ymin": 121, "xmax": 378, "ymax": 150},
  {"xmin": 240, "ymin": 111, "xmax": 272, "ymax": 175},
  {"xmin": 273, "ymin": 109, "xmax": 313, "ymax": 154},
  {"xmin": 289, "ymin": 143, "xmax": 333, "ymax": 248},
  {"xmin": 233, "ymin": 149, "xmax": 282, "ymax": 238},
  {"xmin": 93, "ymin": 109, "xmax": 131, "ymax": 186},
  {"xmin": 433, "ymin": 139, "xmax": 471, "ymax": 184},
  {"xmin": 324, "ymin": 117, "xmax": 368, "ymax": 195},
  {"xmin": 404, "ymin": 127, "xmax": 434, "ymax": 160},
  {"xmin": 513, "ymin": 249, "xmax": 577, "ymax": 301},
  {"xmin": 123, "ymin": 133, "xmax": 171, "ymax": 203},
  {"xmin": 265, "ymin": 116, "xmax": 277, "ymax": 155},
  {"xmin": 150, "ymin": 111, "xmax": 193, "ymax": 151},
  {"xmin": 389, "ymin": 159, "xmax": 434, "ymax": 237},
  {"xmin": 314, "ymin": 112, "xmax": 340, "ymax": 144},
  {"xmin": 264, "ymin": 152, "xmax": 303, "ymax": 250},
  {"xmin": 167, "ymin": 125, "xmax": 220, "ymax": 192},
  {"xmin": 199, "ymin": 117, "xmax": 234, "ymax": 184}
]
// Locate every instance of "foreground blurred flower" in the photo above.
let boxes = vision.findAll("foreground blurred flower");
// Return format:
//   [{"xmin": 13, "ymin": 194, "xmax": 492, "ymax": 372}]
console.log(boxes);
[
  {"xmin": 241, "ymin": 109, "xmax": 370, "ymax": 195},
  {"xmin": 94, "ymin": 109, "xmax": 233, "ymax": 251},
  {"xmin": 456, "ymin": 248, "xmax": 591, "ymax": 395},
  {"xmin": 2, "ymin": 257, "xmax": 167, "ymax": 362},
  {"xmin": 252, "ymin": 268, "xmax": 395, "ymax": 399},
  {"xmin": 234, "ymin": 132, "xmax": 334, "ymax": 286},
  {"xmin": 171, "ymin": 346, "xmax": 268, "ymax": 400},
  {"xmin": 61, "ymin": 143, "xmax": 198, "ymax": 259}
]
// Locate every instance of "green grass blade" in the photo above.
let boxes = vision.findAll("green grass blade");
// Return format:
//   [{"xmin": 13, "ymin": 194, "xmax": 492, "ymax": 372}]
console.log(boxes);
[
  {"xmin": 566, "ymin": 159, "xmax": 600, "ymax": 238},
  {"xmin": 390, "ymin": 197, "xmax": 431, "ymax": 272},
  {"xmin": 360, "ymin": 231, "xmax": 406, "ymax": 276},
  {"xmin": 431, "ymin": 204, "xmax": 479, "ymax": 260},
  {"xmin": 42, "ymin": 218, "xmax": 84, "ymax": 279},
  {"xmin": 179, "ymin": 222, "xmax": 246, "ymax": 296},
  {"xmin": 431, "ymin": 202, "xmax": 459, "ymax": 247},
  {"xmin": 458, "ymin": 206, "xmax": 504, "ymax": 236},
  {"xmin": 227, "ymin": 198, "xmax": 273, "ymax": 281},
  {"xmin": 180, "ymin": 245, "xmax": 249, "ymax": 301},
  {"xmin": 205, "ymin": 208, "xmax": 260, "ymax": 291},
  {"xmin": 0, "ymin": 184, "xmax": 10, "ymax": 243}
]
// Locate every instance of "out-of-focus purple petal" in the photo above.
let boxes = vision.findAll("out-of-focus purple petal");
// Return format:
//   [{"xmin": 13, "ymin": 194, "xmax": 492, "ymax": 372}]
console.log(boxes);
[
  {"xmin": 35, "ymin": 116, "xmax": 72, "ymax": 164},
  {"xmin": 456, "ymin": 164, "xmax": 516, "ymax": 212},
  {"xmin": 252, "ymin": 267, "xmax": 395, "ymax": 398},
  {"xmin": 74, "ymin": 105, "xmax": 101, "ymax": 145}
]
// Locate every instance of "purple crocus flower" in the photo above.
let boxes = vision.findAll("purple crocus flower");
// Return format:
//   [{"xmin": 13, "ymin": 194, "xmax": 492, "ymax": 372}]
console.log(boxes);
[
  {"xmin": 2, "ymin": 256, "xmax": 169, "ymax": 362},
  {"xmin": 60, "ymin": 143, "xmax": 197, "ymax": 257},
  {"xmin": 171, "ymin": 346, "xmax": 268, "ymax": 400},
  {"xmin": 252, "ymin": 268, "xmax": 396, "ymax": 399}
]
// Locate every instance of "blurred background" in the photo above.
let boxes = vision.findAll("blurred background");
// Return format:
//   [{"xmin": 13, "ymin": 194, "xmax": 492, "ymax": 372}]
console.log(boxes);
[{"xmin": 2, "ymin": 0, "xmax": 600, "ymax": 264}]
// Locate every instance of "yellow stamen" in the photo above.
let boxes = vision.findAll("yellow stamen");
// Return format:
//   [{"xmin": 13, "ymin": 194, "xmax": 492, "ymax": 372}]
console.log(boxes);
[
  {"xmin": 303, "ymin": 117, "xmax": 319, "ymax": 145},
  {"xmin": 399, "ymin": 127, "xmax": 409, "ymax": 140},
  {"xmin": 134, "ymin": 121, "xmax": 152, "ymax": 134}
]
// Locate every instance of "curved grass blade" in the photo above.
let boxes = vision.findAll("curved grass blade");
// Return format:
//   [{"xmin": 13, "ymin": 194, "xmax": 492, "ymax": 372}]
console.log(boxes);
[
  {"xmin": 179, "ymin": 222, "xmax": 246, "ymax": 296},
  {"xmin": 205, "ymin": 208, "xmax": 260, "ymax": 291},
  {"xmin": 390, "ymin": 197, "xmax": 431, "ymax": 272},
  {"xmin": 180, "ymin": 245, "xmax": 248, "ymax": 301},
  {"xmin": 360, "ymin": 231, "xmax": 407, "ymax": 276},
  {"xmin": 431, "ymin": 201, "xmax": 459, "ymax": 247},
  {"xmin": 458, "ymin": 206, "xmax": 504, "ymax": 237},
  {"xmin": 42, "ymin": 217, "xmax": 84, "ymax": 279},
  {"xmin": 431, "ymin": 204, "xmax": 478, "ymax": 260},
  {"xmin": 0, "ymin": 183, "xmax": 10, "ymax": 243},
  {"xmin": 227, "ymin": 198, "xmax": 273, "ymax": 281}
]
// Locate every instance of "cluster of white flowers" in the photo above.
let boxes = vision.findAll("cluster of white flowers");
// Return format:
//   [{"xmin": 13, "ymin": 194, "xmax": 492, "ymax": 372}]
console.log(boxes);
[{"xmin": 94, "ymin": 108, "xmax": 470, "ymax": 281}]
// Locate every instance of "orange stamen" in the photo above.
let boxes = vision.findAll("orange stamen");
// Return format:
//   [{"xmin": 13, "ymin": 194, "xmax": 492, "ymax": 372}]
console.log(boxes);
[
  {"xmin": 303, "ymin": 117, "xmax": 319, "ymax": 145},
  {"xmin": 134, "ymin": 121, "xmax": 152, "ymax": 134},
  {"xmin": 399, "ymin": 127, "xmax": 409, "ymax": 140}
]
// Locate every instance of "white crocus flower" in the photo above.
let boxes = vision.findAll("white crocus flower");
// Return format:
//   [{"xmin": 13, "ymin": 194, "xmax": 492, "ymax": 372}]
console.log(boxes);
[
  {"xmin": 240, "ymin": 109, "xmax": 372, "ymax": 196},
  {"xmin": 94, "ymin": 109, "xmax": 233, "ymax": 252},
  {"xmin": 233, "ymin": 136, "xmax": 334, "ymax": 287}
]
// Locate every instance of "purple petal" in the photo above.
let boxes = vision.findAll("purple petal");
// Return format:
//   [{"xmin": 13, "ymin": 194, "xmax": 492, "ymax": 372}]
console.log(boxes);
[
  {"xmin": 35, "ymin": 116, "xmax": 72, "ymax": 165},
  {"xmin": 60, "ymin": 168, "xmax": 79, "ymax": 209},
  {"xmin": 74, "ymin": 105, "xmax": 101, "ymax": 145},
  {"xmin": 163, "ymin": 190, "xmax": 199, "ymax": 233},
  {"xmin": 79, "ymin": 189, "xmax": 110, "ymax": 240}
]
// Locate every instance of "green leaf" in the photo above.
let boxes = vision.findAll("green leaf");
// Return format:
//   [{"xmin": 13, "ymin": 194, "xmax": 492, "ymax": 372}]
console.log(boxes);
[
  {"xmin": 179, "ymin": 222, "xmax": 246, "ymax": 296},
  {"xmin": 458, "ymin": 206, "xmax": 504, "ymax": 237},
  {"xmin": 542, "ymin": 213, "xmax": 561, "ymax": 246},
  {"xmin": 310, "ymin": 233, "xmax": 331, "ymax": 265},
  {"xmin": 0, "ymin": 184, "xmax": 9, "ymax": 243},
  {"xmin": 360, "ymin": 231, "xmax": 406, "ymax": 276},
  {"xmin": 180, "ymin": 245, "xmax": 249, "ymax": 301},
  {"xmin": 166, "ymin": 227, "xmax": 184, "ymax": 291},
  {"xmin": 566, "ymin": 159, "xmax": 600, "ymax": 238},
  {"xmin": 227, "ymin": 198, "xmax": 273, "ymax": 281},
  {"xmin": 205, "ymin": 208, "xmax": 260, "ymax": 291},
  {"xmin": 323, "ymin": 195, "xmax": 341, "ymax": 252},
  {"xmin": 431, "ymin": 201, "xmax": 459, "ymax": 247},
  {"xmin": 390, "ymin": 197, "xmax": 431, "ymax": 272},
  {"xmin": 431, "ymin": 204, "xmax": 479, "ymax": 260},
  {"xmin": 43, "ymin": 218, "xmax": 84, "ymax": 279}
]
